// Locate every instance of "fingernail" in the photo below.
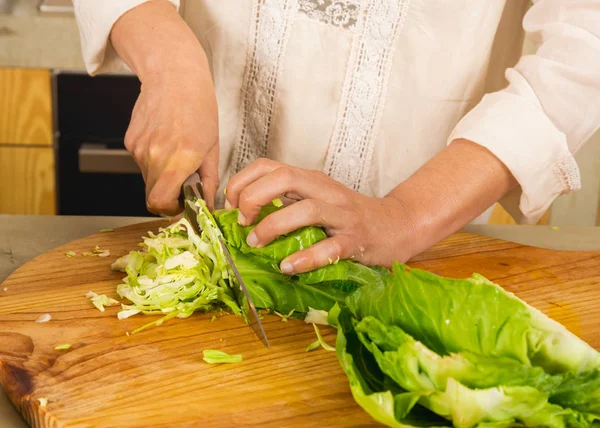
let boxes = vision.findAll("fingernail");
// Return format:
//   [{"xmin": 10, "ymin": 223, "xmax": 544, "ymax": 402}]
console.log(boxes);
[
  {"xmin": 238, "ymin": 211, "xmax": 248, "ymax": 226},
  {"xmin": 281, "ymin": 261, "xmax": 294, "ymax": 274},
  {"xmin": 224, "ymin": 200, "xmax": 232, "ymax": 210},
  {"xmin": 246, "ymin": 231, "xmax": 259, "ymax": 247}
]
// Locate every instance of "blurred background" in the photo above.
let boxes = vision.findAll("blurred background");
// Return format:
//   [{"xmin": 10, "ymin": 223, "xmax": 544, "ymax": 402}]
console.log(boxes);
[{"xmin": 0, "ymin": 0, "xmax": 598, "ymax": 225}]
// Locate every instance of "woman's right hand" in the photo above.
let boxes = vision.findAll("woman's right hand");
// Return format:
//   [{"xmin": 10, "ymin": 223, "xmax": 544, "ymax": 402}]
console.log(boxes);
[
  {"xmin": 110, "ymin": 0, "xmax": 220, "ymax": 215},
  {"xmin": 125, "ymin": 68, "xmax": 219, "ymax": 215}
]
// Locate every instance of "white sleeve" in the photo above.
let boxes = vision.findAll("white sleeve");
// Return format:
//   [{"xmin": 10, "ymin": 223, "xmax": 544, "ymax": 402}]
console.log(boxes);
[
  {"xmin": 447, "ymin": 0, "xmax": 600, "ymax": 224},
  {"xmin": 72, "ymin": 0, "xmax": 180, "ymax": 75}
]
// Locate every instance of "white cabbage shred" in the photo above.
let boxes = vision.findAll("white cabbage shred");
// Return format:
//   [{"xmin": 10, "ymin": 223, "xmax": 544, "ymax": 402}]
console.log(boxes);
[
  {"xmin": 304, "ymin": 307, "xmax": 329, "ymax": 326},
  {"xmin": 110, "ymin": 200, "xmax": 241, "ymax": 334}
]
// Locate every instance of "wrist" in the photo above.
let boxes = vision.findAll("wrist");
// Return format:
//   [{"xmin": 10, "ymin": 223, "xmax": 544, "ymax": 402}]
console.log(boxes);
[
  {"xmin": 141, "ymin": 54, "xmax": 212, "ymax": 91},
  {"xmin": 133, "ymin": 37, "xmax": 210, "ymax": 87},
  {"xmin": 381, "ymin": 192, "xmax": 422, "ymax": 261}
]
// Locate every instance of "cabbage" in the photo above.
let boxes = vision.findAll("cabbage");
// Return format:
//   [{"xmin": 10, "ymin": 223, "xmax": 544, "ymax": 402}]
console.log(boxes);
[
  {"xmin": 112, "ymin": 201, "xmax": 378, "ymax": 332},
  {"xmin": 330, "ymin": 264, "xmax": 600, "ymax": 427},
  {"xmin": 111, "ymin": 200, "xmax": 242, "ymax": 333},
  {"xmin": 202, "ymin": 349, "xmax": 242, "ymax": 364}
]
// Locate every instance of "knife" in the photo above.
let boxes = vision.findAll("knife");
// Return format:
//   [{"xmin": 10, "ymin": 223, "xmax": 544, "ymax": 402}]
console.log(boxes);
[{"xmin": 182, "ymin": 173, "xmax": 271, "ymax": 348}]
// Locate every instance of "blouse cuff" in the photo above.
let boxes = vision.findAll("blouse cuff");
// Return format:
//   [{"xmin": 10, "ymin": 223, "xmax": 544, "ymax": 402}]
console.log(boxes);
[
  {"xmin": 74, "ymin": 0, "xmax": 180, "ymax": 75},
  {"xmin": 448, "ymin": 72, "xmax": 581, "ymax": 224}
]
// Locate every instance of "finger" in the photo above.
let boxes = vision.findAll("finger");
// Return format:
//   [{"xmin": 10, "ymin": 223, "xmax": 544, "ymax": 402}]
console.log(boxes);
[
  {"xmin": 225, "ymin": 158, "xmax": 282, "ymax": 209},
  {"xmin": 146, "ymin": 171, "xmax": 186, "ymax": 216},
  {"xmin": 245, "ymin": 199, "xmax": 349, "ymax": 248},
  {"xmin": 236, "ymin": 167, "xmax": 344, "ymax": 226},
  {"xmin": 279, "ymin": 235, "xmax": 358, "ymax": 275},
  {"xmin": 146, "ymin": 146, "xmax": 208, "ymax": 216},
  {"xmin": 198, "ymin": 143, "xmax": 220, "ymax": 211}
]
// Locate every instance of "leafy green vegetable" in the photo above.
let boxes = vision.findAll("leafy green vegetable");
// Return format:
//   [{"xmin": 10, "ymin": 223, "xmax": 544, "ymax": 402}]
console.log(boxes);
[
  {"xmin": 203, "ymin": 349, "xmax": 242, "ymax": 364},
  {"xmin": 93, "ymin": 245, "xmax": 110, "ymax": 257},
  {"xmin": 86, "ymin": 291, "xmax": 120, "ymax": 312},
  {"xmin": 304, "ymin": 307, "xmax": 329, "ymax": 325},
  {"xmin": 331, "ymin": 264, "xmax": 600, "ymax": 427},
  {"xmin": 54, "ymin": 344, "xmax": 71, "ymax": 350},
  {"xmin": 312, "ymin": 323, "xmax": 335, "ymax": 351},
  {"xmin": 549, "ymin": 370, "xmax": 600, "ymax": 414},
  {"xmin": 213, "ymin": 206, "xmax": 386, "ymax": 316},
  {"xmin": 346, "ymin": 264, "xmax": 600, "ymax": 374},
  {"xmin": 274, "ymin": 309, "xmax": 295, "ymax": 322},
  {"xmin": 330, "ymin": 304, "xmax": 444, "ymax": 427},
  {"xmin": 111, "ymin": 200, "xmax": 243, "ymax": 332},
  {"xmin": 306, "ymin": 340, "xmax": 321, "ymax": 352},
  {"xmin": 112, "ymin": 201, "xmax": 383, "ymax": 333}
]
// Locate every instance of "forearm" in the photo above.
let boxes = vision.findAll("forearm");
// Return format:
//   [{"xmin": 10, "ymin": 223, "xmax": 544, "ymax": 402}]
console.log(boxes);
[
  {"xmin": 110, "ymin": 0, "xmax": 209, "ymax": 83},
  {"xmin": 108, "ymin": 1, "xmax": 220, "ymax": 214},
  {"xmin": 388, "ymin": 139, "xmax": 517, "ymax": 256}
]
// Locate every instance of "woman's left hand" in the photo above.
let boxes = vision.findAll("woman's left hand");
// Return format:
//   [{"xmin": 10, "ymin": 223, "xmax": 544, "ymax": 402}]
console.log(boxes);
[{"xmin": 224, "ymin": 158, "xmax": 418, "ymax": 274}]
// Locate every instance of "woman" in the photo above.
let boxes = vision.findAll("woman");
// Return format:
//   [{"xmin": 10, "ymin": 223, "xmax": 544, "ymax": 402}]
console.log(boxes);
[{"xmin": 73, "ymin": 0, "xmax": 599, "ymax": 274}]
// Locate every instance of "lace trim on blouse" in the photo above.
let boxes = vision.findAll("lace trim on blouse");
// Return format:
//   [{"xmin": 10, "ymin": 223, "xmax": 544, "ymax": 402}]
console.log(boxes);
[
  {"xmin": 324, "ymin": 0, "xmax": 411, "ymax": 191},
  {"xmin": 298, "ymin": 0, "xmax": 361, "ymax": 31},
  {"xmin": 230, "ymin": 0, "xmax": 299, "ymax": 175}
]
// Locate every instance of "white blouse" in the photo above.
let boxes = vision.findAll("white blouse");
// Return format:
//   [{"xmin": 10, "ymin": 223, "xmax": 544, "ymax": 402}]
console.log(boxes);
[{"xmin": 73, "ymin": 0, "xmax": 600, "ymax": 224}]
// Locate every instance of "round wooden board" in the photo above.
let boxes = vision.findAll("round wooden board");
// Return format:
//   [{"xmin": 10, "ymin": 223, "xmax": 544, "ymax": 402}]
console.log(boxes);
[{"xmin": 0, "ymin": 221, "xmax": 599, "ymax": 427}]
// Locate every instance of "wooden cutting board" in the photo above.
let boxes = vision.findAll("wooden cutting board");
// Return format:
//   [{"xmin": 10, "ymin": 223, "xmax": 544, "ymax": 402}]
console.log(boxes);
[{"xmin": 1, "ymin": 221, "xmax": 599, "ymax": 428}]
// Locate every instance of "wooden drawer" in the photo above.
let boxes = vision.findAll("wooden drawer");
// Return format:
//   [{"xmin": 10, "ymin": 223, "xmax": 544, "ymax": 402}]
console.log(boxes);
[
  {"xmin": 0, "ymin": 68, "xmax": 52, "ymax": 146},
  {"xmin": 0, "ymin": 146, "xmax": 55, "ymax": 214}
]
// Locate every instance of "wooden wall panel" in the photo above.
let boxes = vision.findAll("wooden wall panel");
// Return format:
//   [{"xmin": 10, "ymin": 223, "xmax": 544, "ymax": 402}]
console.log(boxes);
[
  {"xmin": 0, "ymin": 68, "xmax": 52, "ymax": 146},
  {"xmin": 0, "ymin": 146, "xmax": 55, "ymax": 214}
]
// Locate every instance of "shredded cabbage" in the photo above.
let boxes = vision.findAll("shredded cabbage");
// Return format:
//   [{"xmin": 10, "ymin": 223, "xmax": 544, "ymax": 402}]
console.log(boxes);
[
  {"xmin": 304, "ymin": 307, "xmax": 329, "ymax": 325},
  {"xmin": 54, "ymin": 344, "xmax": 71, "ymax": 350},
  {"xmin": 311, "ymin": 323, "xmax": 335, "ymax": 352},
  {"xmin": 203, "ymin": 349, "xmax": 242, "ymax": 364},
  {"xmin": 86, "ymin": 291, "xmax": 119, "ymax": 312},
  {"xmin": 111, "ymin": 200, "xmax": 241, "ymax": 333}
]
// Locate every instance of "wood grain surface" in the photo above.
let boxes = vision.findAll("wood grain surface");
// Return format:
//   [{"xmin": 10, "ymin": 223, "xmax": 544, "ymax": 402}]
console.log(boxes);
[
  {"xmin": 0, "ymin": 146, "xmax": 55, "ymax": 215},
  {"xmin": 1, "ymin": 221, "xmax": 599, "ymax": 427},
  {"xmin": 0, "ymin": 68, "xmax": 52, "ymax": 146}
]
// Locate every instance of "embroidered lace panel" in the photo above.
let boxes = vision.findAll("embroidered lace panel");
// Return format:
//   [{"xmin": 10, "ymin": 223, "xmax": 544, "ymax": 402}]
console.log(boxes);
[
  {"xmin": 230, "ymin": 0, "xmax": 299, "ymax": 175},
  {"xmin": 324, "ymin": 0, "xmax": 410, "ymax": 192},
  {"xmin": 298, "ymin": 0, "xmax": 361, "ymax": 30}
]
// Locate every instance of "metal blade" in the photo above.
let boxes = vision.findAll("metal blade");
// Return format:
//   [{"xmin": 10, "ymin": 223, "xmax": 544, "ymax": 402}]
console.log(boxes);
[
  {"xmin": 217, "ymin": 235, "xmax": 271, "ymax": 348},
  {"xmin": 182, "ymin": 173, "xmax": 203, "ymax": 232},
  {"xmin": 181, "ymin": 173, "xmax": 270, "ymax": 348}
]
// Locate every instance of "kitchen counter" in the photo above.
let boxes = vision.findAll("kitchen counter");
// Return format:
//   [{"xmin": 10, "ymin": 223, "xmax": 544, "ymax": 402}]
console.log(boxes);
[
  {"xmin": 1, "ymin": 215, "xmax": 599, "ymax": 427},
  {"xmin": 0, "ymin": 0, "xmax": 84, "ymax": 69}
]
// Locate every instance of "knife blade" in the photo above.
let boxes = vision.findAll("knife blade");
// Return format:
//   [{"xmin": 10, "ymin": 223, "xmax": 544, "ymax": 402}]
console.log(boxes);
[
  {"xmin": 217, "ymin": 235, "xmax": 270, "ymax": 348},
  {"xmin": 182, "ymin": 173, "xmax": 270, "ymax": 348}
]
